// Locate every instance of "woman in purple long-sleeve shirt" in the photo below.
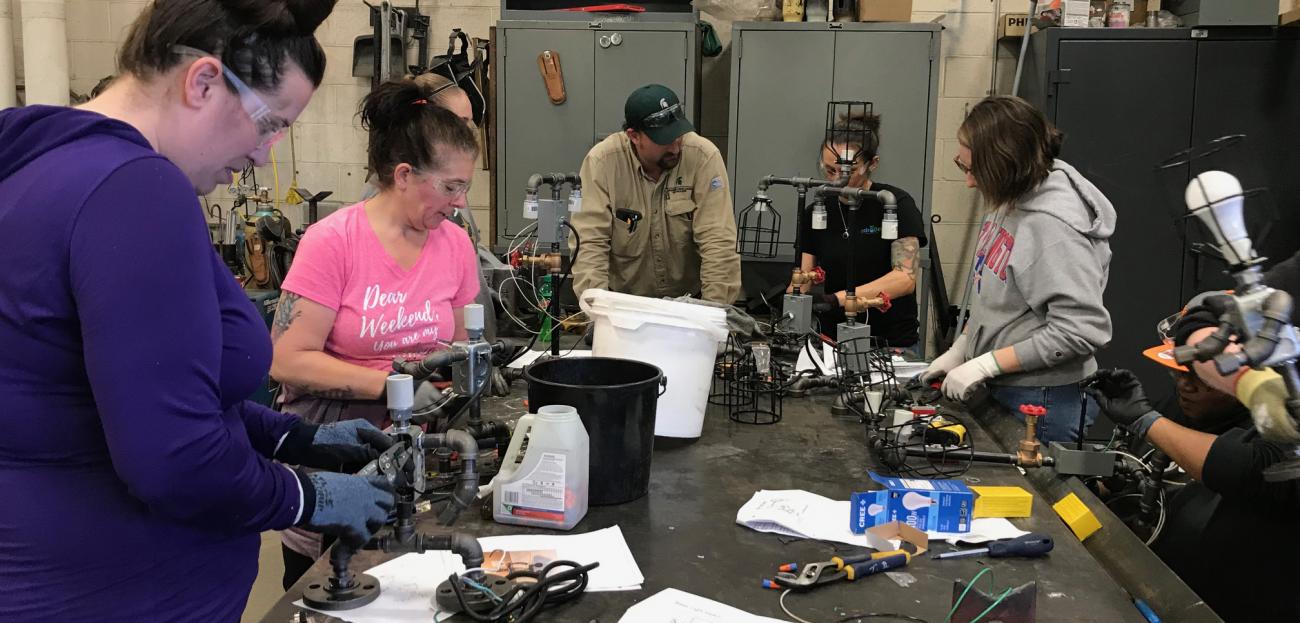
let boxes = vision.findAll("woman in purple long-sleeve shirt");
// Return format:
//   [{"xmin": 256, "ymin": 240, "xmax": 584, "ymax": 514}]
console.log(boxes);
[{"xmin": 0, "ymin": 1, "xmax": 396, "ymax": 621}]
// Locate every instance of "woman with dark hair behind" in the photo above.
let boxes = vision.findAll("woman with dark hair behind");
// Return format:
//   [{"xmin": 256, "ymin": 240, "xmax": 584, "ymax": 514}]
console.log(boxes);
[
  {"xmin": 791, "ymin": 109, "xmax": 927, "ymax": 348},
  {"xmin": 922, "ymin": 95, "xmax": 1116, "ymax": 444},
  {"xmin": 0, "ymin": 1, "xmax": 399, "ymax": 621},
  {"xmin": 271, "ymin": 79, "xmax": 481, "ymax": 587}
]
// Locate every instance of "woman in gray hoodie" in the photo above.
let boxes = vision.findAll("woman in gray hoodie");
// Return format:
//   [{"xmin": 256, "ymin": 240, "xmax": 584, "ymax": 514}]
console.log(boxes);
[{"xmin": 922, "ymin": 96, "xmax": 1115, "ymax": 444}]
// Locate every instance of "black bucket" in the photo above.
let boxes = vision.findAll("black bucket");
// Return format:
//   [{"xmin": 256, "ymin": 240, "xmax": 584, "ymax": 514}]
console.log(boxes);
[{"xmin": 524, "ymin": 357, "xmax": 665, "ymax": 505}]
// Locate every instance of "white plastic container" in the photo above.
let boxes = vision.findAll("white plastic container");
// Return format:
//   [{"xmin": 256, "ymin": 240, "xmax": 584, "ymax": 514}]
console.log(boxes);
[
  {"xmin": 579, "ymin": 289, "xmax": 730, "ymax": 438},
  {"xmin": 493, "ymin": 405, "xmax": 589, "ymax": 530}
]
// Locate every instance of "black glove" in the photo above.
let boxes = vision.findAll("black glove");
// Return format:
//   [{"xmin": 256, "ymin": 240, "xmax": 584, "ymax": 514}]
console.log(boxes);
[
  {"xmin": 1082, "ymin": 368, "xmax": 1162, "ymax": 438},
  {"xmin": 276, "ymin": 419, "xmax": 394, "ymax": 472},
  {"xmin": 295, "ymin": 471, "xmax": 395, "ymax": 547}
]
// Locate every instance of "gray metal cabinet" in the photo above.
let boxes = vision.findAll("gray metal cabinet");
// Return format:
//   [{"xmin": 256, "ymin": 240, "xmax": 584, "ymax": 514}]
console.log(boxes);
[
  {"xmin": 728, "ymin": 23, "xmax": 940, "ymax": 251},
  {"xmin": 495, "ymin": 21, "xmax": 699, "ymax": 243},
  {"xmin": 726, "ymin": 21, "xmax": 940, "ymax": 342}
]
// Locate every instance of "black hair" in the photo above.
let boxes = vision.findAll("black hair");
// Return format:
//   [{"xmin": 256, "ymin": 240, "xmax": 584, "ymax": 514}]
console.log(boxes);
[
  {"xmin": 118, "ymin": 0, "xmax": 337, "ymax": 92},
  {"xmin": 359, "ymin": 79, "xmax": 480, "ymax": 188},
  {"xmin": 823, "ymin": 110, "xmax": 883, "ymax": 162}
]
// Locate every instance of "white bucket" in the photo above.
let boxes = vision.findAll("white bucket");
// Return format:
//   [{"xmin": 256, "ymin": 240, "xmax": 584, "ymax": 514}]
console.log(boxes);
[{"xmin": 579, "ymin": 289, "xmax": 730, "ymax": 438}]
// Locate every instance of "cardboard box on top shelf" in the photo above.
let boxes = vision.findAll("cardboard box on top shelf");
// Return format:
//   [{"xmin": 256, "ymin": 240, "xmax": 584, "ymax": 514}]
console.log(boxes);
[
  {"xmin": 1002, "ymin": 13, "xmax": 1042, "ymax": 38},
  {"xmin": 858, "ymin": 0, "xmax": 912, "ymax": 22}
]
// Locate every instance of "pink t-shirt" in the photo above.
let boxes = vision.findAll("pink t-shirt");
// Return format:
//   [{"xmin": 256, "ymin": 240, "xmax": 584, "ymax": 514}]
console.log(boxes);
[{"xmin": 281, "ymin": 202, "xmax": 479, "ymax": 371}]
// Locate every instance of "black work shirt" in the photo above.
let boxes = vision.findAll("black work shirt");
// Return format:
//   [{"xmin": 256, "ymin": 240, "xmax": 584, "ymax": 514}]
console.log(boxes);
[
  {"xmin": 1153, "ymin": 424, "xmax": 1300, "ymax": 621},
  {"xmin": 800, "ymin": 182, "xmax": 926, "ymax": 347}
]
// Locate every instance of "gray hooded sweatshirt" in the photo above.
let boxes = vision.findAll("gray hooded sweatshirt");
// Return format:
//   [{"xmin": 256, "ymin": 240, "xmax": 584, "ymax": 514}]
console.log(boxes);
[{"xmin": 963, "ymin": 159, "xmax": 1115, "ymax": 387}]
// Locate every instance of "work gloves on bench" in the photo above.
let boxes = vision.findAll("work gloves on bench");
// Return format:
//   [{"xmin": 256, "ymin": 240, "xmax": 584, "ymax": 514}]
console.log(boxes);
[
  {"xmin": 295, "ymin": 471, "xmax": 395, "ymax": 547},
  {"xmin": 1083, "ymin": 368, "xmax": 1163, "ymax": 439},
  {"xmin": 276, "ymin": 418, "xmax": 394, "ymax": 473}
]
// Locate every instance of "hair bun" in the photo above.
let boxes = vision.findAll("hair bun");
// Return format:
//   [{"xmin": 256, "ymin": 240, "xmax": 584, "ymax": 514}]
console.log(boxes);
[{"xmin": 219, "ymin": 0, "xmax": 336, "ymax": 36}]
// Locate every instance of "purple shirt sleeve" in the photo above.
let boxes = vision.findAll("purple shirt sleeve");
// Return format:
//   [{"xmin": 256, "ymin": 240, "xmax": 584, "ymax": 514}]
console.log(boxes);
[
  {"xmin": 237, "ymin": 400, "xmax": 300, "ymax": 458},
  {"xmin": 69, "ymin": 157, "xmax": 301, "ymax": 532}
]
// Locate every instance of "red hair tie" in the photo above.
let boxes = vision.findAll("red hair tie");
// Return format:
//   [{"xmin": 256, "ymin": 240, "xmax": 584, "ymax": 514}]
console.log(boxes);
[{"xmin": 412, "ymin": 99, "xmax": 429, "ymax": 106}]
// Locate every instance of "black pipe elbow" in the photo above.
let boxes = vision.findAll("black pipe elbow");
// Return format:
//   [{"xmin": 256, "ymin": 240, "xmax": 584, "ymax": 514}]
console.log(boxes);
[{"xmin": 429, "ymin": 430, "xmax": 480, "ymax": 526}]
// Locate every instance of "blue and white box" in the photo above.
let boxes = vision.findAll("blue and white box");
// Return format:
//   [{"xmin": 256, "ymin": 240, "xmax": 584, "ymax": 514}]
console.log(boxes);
[{"xmin": 851, "ymin": 472, "xmax": 974, "ymax": 534}]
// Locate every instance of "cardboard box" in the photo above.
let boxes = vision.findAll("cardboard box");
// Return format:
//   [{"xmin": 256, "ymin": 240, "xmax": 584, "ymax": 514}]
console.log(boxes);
[
  {"xmin": 1002, "ymin": 13, "xmax": 1043, "ymax": 38},
  {"xmin": 1053, "ymin": 492, "xmax": 1102, "ymax": 541},
  {"xmin": 971, "ymin": 486, "xmax": 1033, "ymax": 518},
  {"xmin": 1062, "ymin": 0, "xmax": 1091, "ymax": 27},
  {"xmin": 851, "ymin": 472, "xmax": 974, "ymax": 534},
  {"xmin": 864, "ymin": 521, "xmax": 930, "ymax": 556},
  {"xmin": 1283, "ymin": 7, "xmax": 1300, "ymax": 27},
  {"xmin": 858, "ymin": 0, "xmax": 912, "ymax": 22}
]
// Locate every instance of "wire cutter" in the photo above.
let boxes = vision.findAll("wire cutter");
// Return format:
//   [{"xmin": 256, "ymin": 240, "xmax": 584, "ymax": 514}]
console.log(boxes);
[{"xmin": 762, "ymin": 550, "xmax": 912, "ymax": 592}]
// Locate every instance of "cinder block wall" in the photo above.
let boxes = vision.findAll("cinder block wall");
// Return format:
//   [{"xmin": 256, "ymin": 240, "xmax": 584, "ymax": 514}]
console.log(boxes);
[{"xmin": 13, "ymin": 0, "xmax": 1039, "ymax": 355}]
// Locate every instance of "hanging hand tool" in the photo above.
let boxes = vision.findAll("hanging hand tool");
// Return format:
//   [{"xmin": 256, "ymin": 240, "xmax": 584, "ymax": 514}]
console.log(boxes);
[
  {"xmin": 761, "ymin": 550, "xmax": 911, "ymax": 592},
  {"xmin": 932, "ymin": 533, "xmax": 1054, "ymax": 560}
]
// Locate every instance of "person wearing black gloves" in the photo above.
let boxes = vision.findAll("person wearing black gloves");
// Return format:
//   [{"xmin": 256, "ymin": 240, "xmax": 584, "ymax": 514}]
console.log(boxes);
[
  {"xmin": 1084, "ymin": 308, "xmax": 1300, "ymax": 620},
  {"xmin": 275, "ymin": 419, "xmax": 395, "ymax": 552},
  {"xmin": 791, "ymin": 108, "xmax": 926, "ymax": 348}
]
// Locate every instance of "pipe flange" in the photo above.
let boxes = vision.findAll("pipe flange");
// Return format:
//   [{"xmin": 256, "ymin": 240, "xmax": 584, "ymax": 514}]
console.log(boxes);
[
  {"xmin": 434, "ymin": 574, "xmax": 517, "ymax": 614},
  {"xmin": 302, "ymin": 573, "xmax": 382, "ymax": 611}
]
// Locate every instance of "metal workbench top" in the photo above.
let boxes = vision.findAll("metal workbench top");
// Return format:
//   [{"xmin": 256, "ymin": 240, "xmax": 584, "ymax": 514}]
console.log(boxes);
[{"xmin": 261, "ymin": 392, "xmax": 1147, "ymax": 623}]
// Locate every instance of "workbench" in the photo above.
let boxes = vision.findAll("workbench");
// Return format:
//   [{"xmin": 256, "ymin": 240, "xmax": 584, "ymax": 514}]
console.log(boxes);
[{"xmin": 262, "ymin": 390, "xmax": 1150, "ymax": 622}]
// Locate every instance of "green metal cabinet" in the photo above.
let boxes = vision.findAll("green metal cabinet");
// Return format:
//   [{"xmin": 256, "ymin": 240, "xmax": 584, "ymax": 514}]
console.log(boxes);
[{"xmin": 495, "ymin": 20, "xmax": 700, "ymax": 244}]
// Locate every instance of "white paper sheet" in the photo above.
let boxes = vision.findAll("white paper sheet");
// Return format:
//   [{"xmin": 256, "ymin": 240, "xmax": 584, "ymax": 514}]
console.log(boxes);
[
  {"xmin": 295, "ymin": 550, "xmax": 466, "ymax": 623},
  {"xmin": 477, "ymin": 525, "xmax": 644, "ymax": 592},
  {"xmin": 618, "ymin": 588, "xmax": 790, "ymax": 623},
  {"xmin": 505, "ymin": 348, "xmax": 592, "ymax": 369},
  {"xmin": 736, "ymin": 489, "xmax": 893, "ymax": 550},
  {"xmin": 929, "ymin": 517, "xmax": 1028, "ymax": 544},
  {"xmin": 736, "ymin": 490, "xmax": 1028, "ymax": 548},
  {"xmin": 295, "ymin": 526, "xmax": 645, "ymax": 621}
]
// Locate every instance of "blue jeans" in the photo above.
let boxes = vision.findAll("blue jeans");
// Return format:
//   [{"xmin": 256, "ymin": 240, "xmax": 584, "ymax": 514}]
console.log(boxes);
[{"xmin": 987, "ymin": 383, "xmax": 1099, "ymax": 446}]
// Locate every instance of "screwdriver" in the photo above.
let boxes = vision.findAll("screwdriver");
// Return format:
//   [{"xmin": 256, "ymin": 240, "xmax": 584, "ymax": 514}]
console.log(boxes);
[{"xmin": 932, "ymin": 533, "xmax": 1054, "ymax": 560}]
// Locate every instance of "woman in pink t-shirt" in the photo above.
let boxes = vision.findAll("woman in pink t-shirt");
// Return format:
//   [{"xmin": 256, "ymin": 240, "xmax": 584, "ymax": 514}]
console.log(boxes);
[{"xmin": 270, "ymin": 79, "xmax": 480, "ymax": 583}]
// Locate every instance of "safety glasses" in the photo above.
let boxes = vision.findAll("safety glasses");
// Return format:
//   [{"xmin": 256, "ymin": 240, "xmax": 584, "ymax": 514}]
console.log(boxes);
[
  {"xmin": 641, "ymin": 102, "xmax": 685, "ymax": 129},
  {"xmin": 172, "ymin": 45, "xmax": 287, "ymax": 149},
  {"xmin": 953, "ymin": 155, "xmax": 972, "ymax": 176}
]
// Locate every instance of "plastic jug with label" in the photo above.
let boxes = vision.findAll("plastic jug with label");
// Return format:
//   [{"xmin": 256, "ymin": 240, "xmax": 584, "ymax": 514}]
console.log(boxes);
[{"xmin": 493, "ymin": 405, "xmax": 589, "ymax": 530}]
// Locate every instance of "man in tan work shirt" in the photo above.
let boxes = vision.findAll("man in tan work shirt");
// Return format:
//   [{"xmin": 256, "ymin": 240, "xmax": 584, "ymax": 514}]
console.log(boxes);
[{"xmin": 571, "ymin": 84, "xmax": 742, "ymax": 304}]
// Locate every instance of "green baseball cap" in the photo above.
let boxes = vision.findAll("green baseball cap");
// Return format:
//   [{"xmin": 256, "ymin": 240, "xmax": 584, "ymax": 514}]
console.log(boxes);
[{"xmin": 624, "ymin": 84, "xmax": 693, "ymax": 146}]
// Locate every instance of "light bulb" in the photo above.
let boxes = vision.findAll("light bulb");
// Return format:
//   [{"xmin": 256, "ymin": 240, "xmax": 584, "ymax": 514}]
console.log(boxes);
[
  {"xmin": 568, "ymin": 188, "xmax": 583, "ymax": 213},
  {"xmin": 523, "ymin": 192, "xmax": 539, "ymax": 220},
  {"xmin": 1185, "ymin": 171, "xmax": 1253, "ymax": 264},
  {"xmin": 901, "ymin": 492, "xmax": 932, "ymax": 512},
  {"xmin": 812, "ymin": 203, "xmax": 828, "ymax": 230}
]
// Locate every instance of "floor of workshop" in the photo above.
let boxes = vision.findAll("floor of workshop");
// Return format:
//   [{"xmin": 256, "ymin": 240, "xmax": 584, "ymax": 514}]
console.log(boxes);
[{"xmin": 242, "ymin": 532, "xmax": 286, "ymax": 623}]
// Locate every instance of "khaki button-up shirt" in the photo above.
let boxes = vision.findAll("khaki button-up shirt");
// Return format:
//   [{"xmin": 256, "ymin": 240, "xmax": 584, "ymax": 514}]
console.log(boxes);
[{"xmin": 571, "ymin": 132, "xmax": 742, "ymax": 304}]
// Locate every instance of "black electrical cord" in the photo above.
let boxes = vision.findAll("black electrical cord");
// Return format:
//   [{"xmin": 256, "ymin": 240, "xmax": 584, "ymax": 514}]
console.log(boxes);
[{"xmin": 446, "ymin": 560, "xmax": 599, "ymax": 623}]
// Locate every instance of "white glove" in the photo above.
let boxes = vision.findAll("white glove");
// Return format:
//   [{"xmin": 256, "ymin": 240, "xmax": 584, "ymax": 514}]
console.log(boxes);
[
  {"xmin": 920, "ymin": 334, "xmax": 969, "ymax": 384},
  {"xmin": 941, "ymin": 352, "xmax": 1001, "ymax": 402}
]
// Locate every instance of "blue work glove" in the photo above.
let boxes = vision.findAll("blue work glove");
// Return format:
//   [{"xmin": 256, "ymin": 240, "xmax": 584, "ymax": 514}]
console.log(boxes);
[
  {"xmin": 1083, "ymin": 368, "xmax": 1163, "ymax": 439},
  {"xmin": 296, "ymin": 471, "xmax": 395, "ymax": 547},
  {"xmin": 276, "ymin": 419, "xmax": 394, "ymax": 472}
]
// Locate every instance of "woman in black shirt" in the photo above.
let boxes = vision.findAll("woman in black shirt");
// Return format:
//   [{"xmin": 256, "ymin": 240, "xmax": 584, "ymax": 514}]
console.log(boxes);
[{"xmin": 793, "ymin": 110, "xmax": 927, "ymax": 347}]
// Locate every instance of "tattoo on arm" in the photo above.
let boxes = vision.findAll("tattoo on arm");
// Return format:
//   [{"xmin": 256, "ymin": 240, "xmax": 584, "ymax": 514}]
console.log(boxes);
[
  {"xmin": 287, "ymin": 384, "xmax": 359, "ymax": 401},
  {"xmin": 271, "ymin": 292, "xmax": 303, "ymax": 341},
  {"xmin": 891, "ymin": 237, "xmax": 920, "ymax": 282}
]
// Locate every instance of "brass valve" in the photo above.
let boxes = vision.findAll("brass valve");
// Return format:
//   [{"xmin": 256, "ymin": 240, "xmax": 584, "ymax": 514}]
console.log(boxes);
[
  {"xmin": 843, "ymin": 291, "xmax": 892, "ymax": 316},
  {"xmin": 1016, "ymin": 404, "xmax": 1047, "ymax": 468},
  {"xmin": 516, "ymin": 253, "xmax": 564, "ymax": 274},
  {"xmin": 790, "ymin": 266, "xmax": 825, "ymax": 292}
]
